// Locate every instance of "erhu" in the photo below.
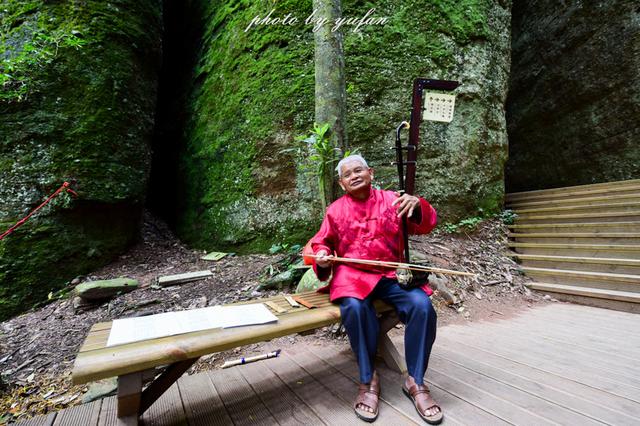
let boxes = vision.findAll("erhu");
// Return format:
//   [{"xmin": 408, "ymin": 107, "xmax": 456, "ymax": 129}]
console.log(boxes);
[{"xmin": 393, "ymin": 78, "xmax": 459, "ymax": 289}]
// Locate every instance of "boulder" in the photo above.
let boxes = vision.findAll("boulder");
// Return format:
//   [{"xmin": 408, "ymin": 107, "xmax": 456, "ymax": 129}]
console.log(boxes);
[
  {"xmin": 296, "ymin": 268, "xmax": 327, "ymax": 293},
  {"xmin": 0, "ymin": 1, "xmax": 162, "ymax": 320},
  {"xmin": 82, "ymin": 378, "xmax": 117, "ymax": 404},
  {"xmin": 75, "ymin": 278, "xmax": 138, "ymax": 301},
  {"xmin": 506, "ymin": 1, "xmax": 640, "ymax": 191},
  {"xmin": 175, "ymin": 0, "xmax": 512, "ymax": 252}
]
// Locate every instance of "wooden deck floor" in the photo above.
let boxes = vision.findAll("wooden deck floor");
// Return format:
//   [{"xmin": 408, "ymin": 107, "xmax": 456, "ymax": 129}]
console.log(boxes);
[{"xmin": 18, "ymin": 303, "xmax": 640, "ymax": 425}]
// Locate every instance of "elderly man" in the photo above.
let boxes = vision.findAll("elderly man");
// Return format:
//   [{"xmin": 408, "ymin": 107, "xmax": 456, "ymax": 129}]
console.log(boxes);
[{"xmin": 310, "ymin": 154, "xmax": 442, "ymax": 424}]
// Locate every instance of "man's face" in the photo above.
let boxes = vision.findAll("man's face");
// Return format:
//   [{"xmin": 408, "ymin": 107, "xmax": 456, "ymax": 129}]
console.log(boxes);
[{"xmin": 339, "ymin": 160, "xmax": 373, "ymax": 195}]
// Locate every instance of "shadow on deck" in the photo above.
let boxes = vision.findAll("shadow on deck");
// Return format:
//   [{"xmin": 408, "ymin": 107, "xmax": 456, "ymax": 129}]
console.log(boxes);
[{"xmin": 18, "ymin": 303, "xmax": 640, "ymax": 425}]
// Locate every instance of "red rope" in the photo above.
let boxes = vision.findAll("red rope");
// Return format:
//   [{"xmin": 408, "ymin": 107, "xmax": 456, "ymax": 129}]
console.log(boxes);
[{"xmin": 0, "ymin": 182, "xmax": 78, "ymax": 241}]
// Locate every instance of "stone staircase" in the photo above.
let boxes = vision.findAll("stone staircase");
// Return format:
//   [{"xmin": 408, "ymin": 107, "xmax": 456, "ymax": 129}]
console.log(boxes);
[{"xmin": 506, "ymin": 179, "xmax": 640, "ymax": 313}]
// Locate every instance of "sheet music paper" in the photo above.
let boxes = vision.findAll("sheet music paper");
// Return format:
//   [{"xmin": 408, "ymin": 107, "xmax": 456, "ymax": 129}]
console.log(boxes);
[
  {"xmin": 423, "ymin": 93, "xmax": 456, "ymax": 123},
  {"xmin": 106, "ymin": 303, "xmax": 278, "ymax": 347}
]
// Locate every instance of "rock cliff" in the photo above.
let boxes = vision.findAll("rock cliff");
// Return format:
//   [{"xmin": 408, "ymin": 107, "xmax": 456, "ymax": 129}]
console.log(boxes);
[
  {"xmin": 178, "ymin": 0, "xmax": 512, "ymax": 252},
  {"xmin": 506, "ymin": 1, "xmax": 640, "ymax": 191},
  {"xmin": 0, "ymin": 1, "xmax": 162, "ymax": 320}
]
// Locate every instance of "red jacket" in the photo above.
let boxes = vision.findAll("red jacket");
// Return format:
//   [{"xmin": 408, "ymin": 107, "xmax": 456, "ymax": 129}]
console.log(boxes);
[{"xmin": 310, "ymin": 188, "xmax": 437, "ymax": 300}]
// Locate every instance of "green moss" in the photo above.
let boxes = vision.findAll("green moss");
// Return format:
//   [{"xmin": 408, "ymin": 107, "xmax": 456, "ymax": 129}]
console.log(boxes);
[
  {"xmin": 177, "ymin": 0, "xmax": 317, "ymax": 249},
  {"xmin": 0, "ymin": 204, "xmax": 140, "ymax": 320},
  {"xmin": 178, "ymin": 0, "xmax": 509, "ymax": 251},
  {"xmin": 0, "ymin": 0, "xmax": 162, "ymax": 320}
]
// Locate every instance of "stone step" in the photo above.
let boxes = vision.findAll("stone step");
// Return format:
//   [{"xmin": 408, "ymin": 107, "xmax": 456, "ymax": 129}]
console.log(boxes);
[
  {"xmin": 506, "ymin": 193, "xmax": 640, "ymax": 210},
  {"xmin": 514, "ymin": 211, "xmax": 640, "ymax": 224},
  {"xmin": 513, "ymin": 201, "xmax": 640, "ymax": 216},
  {"xmin": 508, "ymin": 253, "xmax": 640, "ymax": 275},
  {"xmin": 508, "ymin": 222, "xmax": 640, "ymax": 234},
  {"xmin": 506, "ymin": 179, "xmax": 640, "ymax": 203},
  {"xmin": 509, "ymin": 232, "xmax": 640, "ymax": 245},
  {"xmin": 526, "ymin": 282, "xmax": 640, "ymax": 314},
  {"xmin": 508, "ymin": 242, "xmax": 640, "ymax": 259},
  {"xmin": 520, "ymin": 267, "xmax": 640, "ymax": 293}
]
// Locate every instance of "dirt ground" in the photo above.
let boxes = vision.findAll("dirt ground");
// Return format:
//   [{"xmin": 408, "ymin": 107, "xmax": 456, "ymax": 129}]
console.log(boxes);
[{"xmin": 0, "ymin": 212, "xmax": 550, "ymax": 423}]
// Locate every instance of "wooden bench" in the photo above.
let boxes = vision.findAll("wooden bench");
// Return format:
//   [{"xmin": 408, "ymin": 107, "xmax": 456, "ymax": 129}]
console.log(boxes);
[{"xmin": 71, "ymin": 291, "xmax": 405, "ymax": 425}]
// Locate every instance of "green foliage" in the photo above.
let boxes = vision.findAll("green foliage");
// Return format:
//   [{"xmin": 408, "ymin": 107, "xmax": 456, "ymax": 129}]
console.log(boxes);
[
  {"xmin": 441, "ymin": 215, "xmax": 484, "ymax": 233},
  {"xmin": 441, "ymin": 208, "xmax": 518, "ymax": 234},
  {"xmin": 0, "ymin": 1, "xmax": 92, "ymax": 101},
  {"xmin": 291, "ymin": 122, "xmax": 356, "ymax": 211},
  {"xmin": 268, "ymin": 242, "xmax": 302, "ymax": 255},
  {"xmin": 498, "ymin": 209, "xmax": 517, "ymax": 225}
]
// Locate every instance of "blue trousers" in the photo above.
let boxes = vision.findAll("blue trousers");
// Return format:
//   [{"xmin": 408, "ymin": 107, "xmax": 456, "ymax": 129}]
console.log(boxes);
[{"xmin": 339, "ymin": 278, "xmax": 437, "ymax": 385}]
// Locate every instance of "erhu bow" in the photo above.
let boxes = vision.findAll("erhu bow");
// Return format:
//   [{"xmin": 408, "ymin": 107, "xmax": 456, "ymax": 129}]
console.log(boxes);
[{"xmin": 393, "ymin": 78, "xmax": 459, "ymax": 289}]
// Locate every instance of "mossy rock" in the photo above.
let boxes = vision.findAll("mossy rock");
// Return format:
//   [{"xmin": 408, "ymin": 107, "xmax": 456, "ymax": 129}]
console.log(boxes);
[
  {"xmin": 295, "ymin": 268, "xmax": 327, "ymax": 293},
  {"xmin": 0, "ymin": 0, "xmax": 162, "ymax": 320},
  {"xmin": 177, "ymin": 0, "xmax": 511, "ymax": 253},
  {"xmin": 76, "ymin": 278, "xmax": 138, "ymax": 301}
]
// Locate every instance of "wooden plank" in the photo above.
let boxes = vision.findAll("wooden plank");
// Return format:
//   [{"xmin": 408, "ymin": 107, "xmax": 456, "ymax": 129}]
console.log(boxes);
[
  {"xmin": 505, "ymin": 314, "xmax": 640, "ymax": 361},
  {"xmin": 441, "ymin": 320, "xmax": 640, "ymax": 383},
  {"xmin": 264, "ymin": 347, "xmax": 361, "ymax": 425},
  {"xmin": 469, "ymin": 320, "xmax": 640, "ymax": 381},
  {"xmin": 80, "ymin": 332, "xmax": 111, "ymax": 352},
  {"xmin": 140, "ymin": 359, "xmax": 198, "ymax": 414},
  {"xmin": 519, "ymin": 306, "xmax": 640, "ymax": 344},
  {"xmin": 264, "ymin": 300, "xmax": 286, "ymax": 314},
  {"xmin": 177, "ymin": 372, "xmax": 233, "ymax": 426},
  {"xmin": 510, "ymin": 221, "xmax": 640, "ymax": 231},
  {"xmin": 507, "ymin": 319, "xmax": 640, "ymax": 364},
  {"xmin": 432, "ymin": 348, "xmax": 622, "ymax": 425},
  {"xmin": 508, "ymin": 193, "xmax": 640, "ymax": 209},
  {"xmin": 514, "ymin": 210, "xmax": 640, "ymax": 222},
  {"xmin": 157, "ymin": 270, "xmax": 213, "ymax": 286},
  {"xmin": 441, "ymin": 325, "xmax": 640, "ymax": 403},
  {"xmin": 430, "ymin": 355, "xmax": 602, "ymax": 425},
  {"xmin": 210, "ymin": 366, "xmax": 278, "ymax": 425},
  {"xmin": 236, "ymin": 356, "xmax": 325, "ymax": 425},
  {"xmin": 53, "ymin": 399, "xmax": 101, "ymax": 426},
  {"xmin": 378, "ymin": 332, "xmax": 407, "ymax": 374},
  {"xmin": 117, "ymin": 372, "xmax": 142, "ymax": 419},
  {"xmin": 530, "ymin": 303, "xmax": 640, "ymax": 328},
  {"xmin": 92, "ymin": 322, "xmax": 113, "ymax": 332},
  {"xmin": 516, "ymin": 202, "xmax": 640, "ymax": 215},
  {"xmin": 505, "ymin": 181, "xmax": 640, "ymax": 201},
  {"xmin": 434, "ymin": 338, "xmax": 640, "ymax": 423},
  {"xmin": 309, "ymin": 345, "xmax": 504, "ymax": 426},
  {"xmin": 140, "ymin": 383, "xmax": 187, "ymax": 426},
  {"xmin": 426, "ymin": 367, "xmax": 556, "ymax": 425},
  {"xmin": 285, "ymin": 346, "xmax": 417, "ymax": 425},
  {"xmin": 97, "ymin": 396, "xmax": 119, "ymax": 426},
  {"xmin": 15, "ymin": 412, "xmax": 56, "ymax": 426}
]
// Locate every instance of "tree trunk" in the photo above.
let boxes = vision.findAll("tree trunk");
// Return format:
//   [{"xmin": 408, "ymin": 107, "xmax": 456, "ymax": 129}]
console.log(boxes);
[{"xmin": 313, "ymin": 0, "xmax": 347, "ymax": 207}]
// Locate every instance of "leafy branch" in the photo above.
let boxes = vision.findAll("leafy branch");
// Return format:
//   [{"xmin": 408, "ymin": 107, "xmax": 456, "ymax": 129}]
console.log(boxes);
[{"xmin": 285, "ymin": 122, "xmax": 355, "ymax": 211}]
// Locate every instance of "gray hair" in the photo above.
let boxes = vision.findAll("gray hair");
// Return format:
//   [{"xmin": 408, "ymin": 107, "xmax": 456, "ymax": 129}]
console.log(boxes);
[{"xmin": 336, "ymin": 154, "xmax": 369, "ymax": 178}]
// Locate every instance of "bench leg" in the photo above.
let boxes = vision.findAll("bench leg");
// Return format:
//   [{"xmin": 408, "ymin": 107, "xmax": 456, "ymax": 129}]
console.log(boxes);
[
  {"xmin": 116, "ymin": 358, "xmax": 197, "ymax": 423},
  {"xmin": 378, "ymin": 311, "xmax": 408, "ymax": 374},
  {"xmin": 140, "ymin": 358, "xmax": 198, "ymax": 414},
  {"xmin": 117, "ymin": 372, "xmax": 142, "ymax": 424}
]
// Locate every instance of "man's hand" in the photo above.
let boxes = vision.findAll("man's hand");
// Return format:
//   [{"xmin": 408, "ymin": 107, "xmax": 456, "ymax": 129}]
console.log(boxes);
[
  {"xmin": 315, "ymin": 250, "xmax": 334, "ymax": 268},
  {"xmin": 392, "ymin": 192, "xmax": 421, "ymax": 218}
]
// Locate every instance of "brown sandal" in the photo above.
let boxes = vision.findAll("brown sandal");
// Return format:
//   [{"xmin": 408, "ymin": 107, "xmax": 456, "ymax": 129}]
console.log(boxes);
[
  {"xmin": 354, "ymin": 371, "xmax": 380, "ymax": 422},
  {"xmin": 402, "ymin": 382, "xmax": 443, "ymax": 424}
]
